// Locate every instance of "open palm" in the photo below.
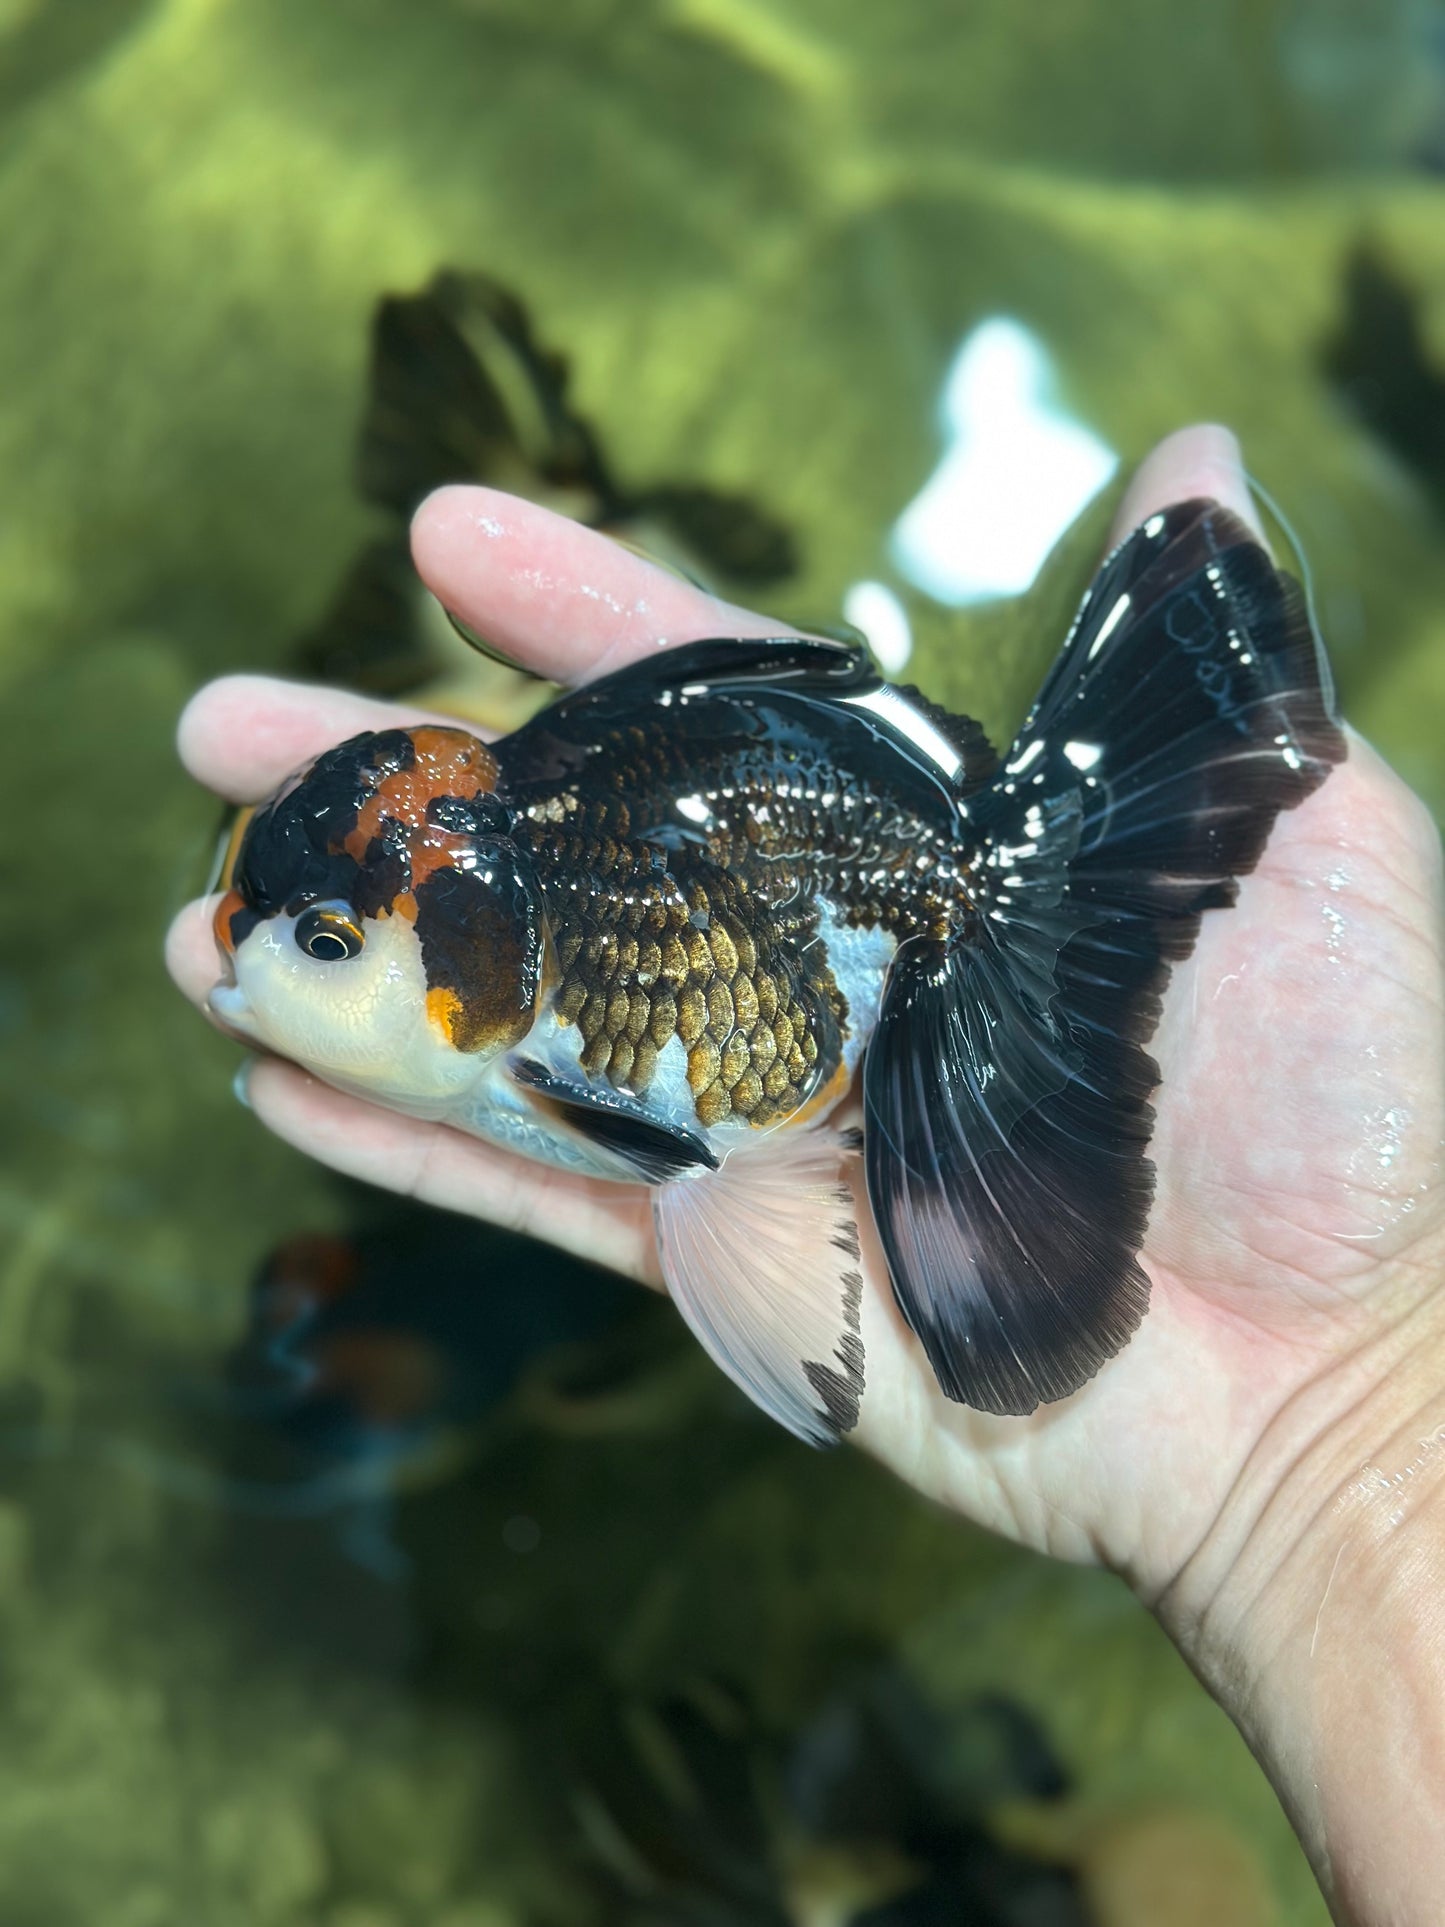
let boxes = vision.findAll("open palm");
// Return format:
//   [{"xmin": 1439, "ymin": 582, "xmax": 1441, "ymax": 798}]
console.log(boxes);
[{"xmin": 167, "ymin": 427, "xmax": 1445, "ymax": 1602}]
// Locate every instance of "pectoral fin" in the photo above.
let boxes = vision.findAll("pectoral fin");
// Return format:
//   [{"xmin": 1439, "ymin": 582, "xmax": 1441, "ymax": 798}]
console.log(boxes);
[
  {"xmin": 509, "ymin": 1056, "xmax": 718, "ymax": 1182},
  {"xmin": 653, "ymin": 1131, "xmax": 865, "ymax": 1447}
]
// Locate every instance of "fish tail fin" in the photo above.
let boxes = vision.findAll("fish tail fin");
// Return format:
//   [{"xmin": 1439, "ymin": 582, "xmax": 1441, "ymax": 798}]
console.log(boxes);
[{"xmin": 864, "ymin": 499, "xmax": 1345, "ymax": 1416}]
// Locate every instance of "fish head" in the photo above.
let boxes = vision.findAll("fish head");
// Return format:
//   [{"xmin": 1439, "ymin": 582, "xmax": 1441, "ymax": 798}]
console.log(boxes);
[{"xmin": 209, "ymin": 725, "xmax": 545, "ymax": 1110}]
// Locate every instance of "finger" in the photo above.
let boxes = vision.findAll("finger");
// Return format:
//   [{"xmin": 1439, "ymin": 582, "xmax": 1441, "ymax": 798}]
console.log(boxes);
[
  {"xmin": 410, "ymin": 484, "xmax": 792, "ymax": 684},
  {"xmin": 166, "ymin": 896, "xmax": 224, "ymax": 1009},
  {"xmin": 188, "ymin": 438, "xmax": 1261, "ymax": 808},
  {"xmin": 240, "ymin": 1054, "xmax": 663, "ymax": 1288},
  {"xmin": 178, "ymin": 675, "xmax": 440, "ymax": 805},
  {"xmin": 1108, "ymin": 424, "xmax": 1265, "ymax": 548}
]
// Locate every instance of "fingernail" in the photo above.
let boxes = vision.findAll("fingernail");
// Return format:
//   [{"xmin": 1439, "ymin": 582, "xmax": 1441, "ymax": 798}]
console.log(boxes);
[
  {"xmin": 1202, "ymin": 425, "xmax": 1267, "ymax": 541},
  {"xmin": 1207, "ymin": 422, "xmax": 1244, "ymax": 466},
  {"xmin": 232, "ymin": 1056, "xmax": 255, "ymax": 1110},
  {"xmin": 441, "ymin": 603, "xmax": 534, "ymax": 673}
]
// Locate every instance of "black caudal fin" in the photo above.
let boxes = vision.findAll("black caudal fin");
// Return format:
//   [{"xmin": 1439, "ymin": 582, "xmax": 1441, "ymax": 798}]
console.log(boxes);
[
  {"xmin": 864, "ymin": 500, "xmax": 1345, "ymax": 1417},
  {"xmin": 653, "ymin": 1132, "xmax": 865, "ymax": 1447}
]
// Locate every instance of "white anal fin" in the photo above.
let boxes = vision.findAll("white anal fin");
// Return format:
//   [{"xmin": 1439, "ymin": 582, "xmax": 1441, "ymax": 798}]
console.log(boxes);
[{"xmin": 652, "ymin": 1130, "xmax": 865, "ymax": 1448}]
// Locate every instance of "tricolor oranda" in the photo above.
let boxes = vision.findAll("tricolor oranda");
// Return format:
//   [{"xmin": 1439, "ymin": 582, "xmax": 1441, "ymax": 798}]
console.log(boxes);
[{"xmin": 206, "ymin": 501, "xmax": 1344, "ymax": 1445}]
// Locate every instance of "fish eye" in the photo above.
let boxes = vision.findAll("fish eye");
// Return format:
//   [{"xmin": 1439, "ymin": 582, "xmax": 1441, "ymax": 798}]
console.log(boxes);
[{"xmin": 294, "ymin": 905, "xmax": 365, "ymax": 963}]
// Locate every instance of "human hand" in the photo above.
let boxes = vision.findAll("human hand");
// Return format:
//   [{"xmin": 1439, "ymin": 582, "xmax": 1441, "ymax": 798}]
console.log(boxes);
[
  {"xmin": 169, "ymin": 425, "xmax": 1445, "ymax": 1564},
  {"xmin": 168, "ymin": 426, "xmax": 1445, "ymax": 1915},
  {"xmin": 166, "ymin": 422, "xmax": 1445, "ymax": 1911},
  {"xmin": 167, "ymin": 423, "xmax": 1442, "ymax": 1564}
]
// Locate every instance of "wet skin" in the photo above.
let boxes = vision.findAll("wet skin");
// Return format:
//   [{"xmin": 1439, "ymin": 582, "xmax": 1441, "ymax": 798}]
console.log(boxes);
[{"xmin": 168, "ymin": 426, "xmax": 1445, "ymax": 1917}]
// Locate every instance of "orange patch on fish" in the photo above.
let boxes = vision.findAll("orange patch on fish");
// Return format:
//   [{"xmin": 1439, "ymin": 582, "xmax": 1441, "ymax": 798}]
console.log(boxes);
[
  {"xmin": 425, "ymin": 984, "xmax": 465, "ymax": 1045},
  {"xmin": 779, "ymin": 1057, "xmax": 853, "ymax": 1130},
  {"xmin": 213, "ymin": 886, "xmax": 246, "ymax": 955},
  {"xmin": 341, "ymin": 728, "xmax": 499, "ymax": 894},
  {"xmin": 314, "ymin": 1329, "xmax": 447, "ymax": 1427},
  {"xmin": 218, "ymin": 807, "xmax": 254, "ymax": 892},
  {"xmin": 260, "ymin": 1233, "xmax": 363, "ymax": 1326}
]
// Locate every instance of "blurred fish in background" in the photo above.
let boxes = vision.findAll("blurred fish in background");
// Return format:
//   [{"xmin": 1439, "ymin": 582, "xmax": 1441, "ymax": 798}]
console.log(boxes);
[
  {"xmin": 1326, "ymin": 242, "xmax": 1445, "ymax": 515},
  {"xmin": 213, "ymin": 1193, "xmax": 634, "ymax": 1578},
  {"xmin": 295, "ymin": 269, "xmax": 800, "ymax": 718},
  {"xmin": 552, "ymin": 1660, "xmax": 1090, "ymax": 1925}
]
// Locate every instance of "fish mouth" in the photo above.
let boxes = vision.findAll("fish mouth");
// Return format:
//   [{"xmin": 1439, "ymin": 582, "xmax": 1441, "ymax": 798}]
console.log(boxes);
[{"xmin": 208, "ymin": 982, "xmax": 258, "ymax": 1040}]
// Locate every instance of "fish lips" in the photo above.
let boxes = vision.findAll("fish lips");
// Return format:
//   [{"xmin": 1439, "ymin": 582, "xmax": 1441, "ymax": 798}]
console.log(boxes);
[{"xmin": 208, "ymin": 980, "xmax": 260, "ymax": 1043}]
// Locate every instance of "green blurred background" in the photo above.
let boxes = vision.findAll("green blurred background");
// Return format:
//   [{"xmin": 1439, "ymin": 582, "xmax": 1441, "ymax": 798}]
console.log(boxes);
[{"xmin": 0, "ymin": 1, "xmax": 1442, "ymax": 1921}]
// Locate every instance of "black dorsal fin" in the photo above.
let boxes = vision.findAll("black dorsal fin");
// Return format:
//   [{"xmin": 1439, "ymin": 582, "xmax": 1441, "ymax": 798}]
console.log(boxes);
[
  {"xmin": 521, "ymin": 634, "xmax": 877, "ymax": 735},
  {"xmin": 497, "ymin": 633, "xmax": 976, "ymax": 836},
  {"xmin": 889, "ymin": 683, "xmax": 999, "ymax": 793}
]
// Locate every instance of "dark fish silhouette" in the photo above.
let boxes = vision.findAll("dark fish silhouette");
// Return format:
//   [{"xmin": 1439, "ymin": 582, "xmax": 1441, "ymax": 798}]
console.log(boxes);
[
  {"xmin": 1325, "ymin": 243, "xmax": 1445, "ymax": 511},
  {"xmin": 299, "ymin": 270, "xmax": 797, "ymax": 695},
  {"xmin": 560, "ymin": 1666, "xmax": 1087, "ymax": 1925}
]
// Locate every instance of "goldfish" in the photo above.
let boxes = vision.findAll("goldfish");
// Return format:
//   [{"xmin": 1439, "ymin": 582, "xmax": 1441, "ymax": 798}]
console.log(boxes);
[
  {"xmin": 207, "ymin": 500, "xmax": 1343, "ymax": 1445},
  {"xmin": 230, "ymin": 1214, "xmax": 630, "ymax": 1463}
]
